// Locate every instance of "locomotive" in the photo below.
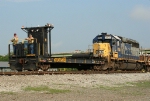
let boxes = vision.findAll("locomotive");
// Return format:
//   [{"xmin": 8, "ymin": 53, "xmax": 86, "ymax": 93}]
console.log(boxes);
[{"xmin": 8, "ymin": 23, "xmax": 150, "ymax": 71}]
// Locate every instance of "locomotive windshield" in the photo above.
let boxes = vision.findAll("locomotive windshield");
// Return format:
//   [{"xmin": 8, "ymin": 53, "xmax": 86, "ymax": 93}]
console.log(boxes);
[{"xmin": 93, "ymin": 34, "xmax": 112, "ymax": 44}]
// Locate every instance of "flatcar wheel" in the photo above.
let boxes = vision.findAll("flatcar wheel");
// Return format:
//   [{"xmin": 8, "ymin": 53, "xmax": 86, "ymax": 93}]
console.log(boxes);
[
  {"xmin": 93, "ymin": 65, "xmax": 101, "ymax": 71},
  {"xmin": 147, "ymin": 67, "xmax": 150, "ymax": 72},
  {"xmin": 39, "ymin": 64, "xmax": 50, "ymax": 71},
  {"xmin": 93, "ymin": 65, "xmax": 98, "ymax": 71},
  {"xmin": 141, "ymin": 69, "xmax": 146, "ymax": 73}
]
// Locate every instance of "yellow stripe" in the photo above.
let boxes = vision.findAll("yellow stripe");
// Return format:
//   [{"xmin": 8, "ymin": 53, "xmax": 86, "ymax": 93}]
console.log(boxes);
[{"xmin": 54, "ymin": 58, "xmax": 66, "ymax": 62}]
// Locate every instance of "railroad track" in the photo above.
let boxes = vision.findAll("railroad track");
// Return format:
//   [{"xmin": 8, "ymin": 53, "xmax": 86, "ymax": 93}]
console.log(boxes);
[{"xmin": 0, "ymin": 70, "xmax": 145, "ymax": 76}]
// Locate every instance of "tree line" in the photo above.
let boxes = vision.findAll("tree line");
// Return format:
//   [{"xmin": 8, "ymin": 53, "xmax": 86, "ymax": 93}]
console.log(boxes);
[{"xmin": 0, "ymin": 54, "xmax": 9, "ymax": 61}]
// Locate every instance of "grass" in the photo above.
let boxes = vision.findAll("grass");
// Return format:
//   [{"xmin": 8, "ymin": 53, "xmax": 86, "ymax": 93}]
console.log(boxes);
[
  {"xmin": 0, "ymin": 91, "xmax": 15, "ymax": 95},
  {"xmin": 52, "ymin": 83, "xmax": 66, "ymax": 85},
  {"xmin": 98, "ymin": 80, "xmax": 150, "ymax": 90},
  {"xmin": 132, "ymin": 81, "xmax": 150, "ymax": 88},
  {"xmin": 23, "ymin": 85, "xmax": 70, "ymax": 94},
  {"xmin": 98, "ymin": 85, "xmax": 122, "ymax": 91},
  {"xmin": 98, "ymin": 85, "xmax": 143, "ymax": 96},
  {"xmin": 97, "ymin": 80, "xmax": 150, "ymax": 96}
]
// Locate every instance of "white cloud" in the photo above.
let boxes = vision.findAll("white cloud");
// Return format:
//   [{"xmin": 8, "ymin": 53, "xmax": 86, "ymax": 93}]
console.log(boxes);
[
  {"xmin": 6, "ymin": 0, "xmax": 41, "ymax": 2},
  {"xmin": 130, "ymin": 5, "xmax": 150, "ymax": 21}
]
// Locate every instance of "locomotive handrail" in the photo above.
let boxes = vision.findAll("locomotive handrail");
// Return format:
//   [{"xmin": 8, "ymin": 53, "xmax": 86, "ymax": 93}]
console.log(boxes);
[
  {"xmin": 9, "ymin": 38, "xmax": 38, "ymax": 44},
  {"xmin": 9, "ymin": 39, "xmax": 30, "ymax": 45}
]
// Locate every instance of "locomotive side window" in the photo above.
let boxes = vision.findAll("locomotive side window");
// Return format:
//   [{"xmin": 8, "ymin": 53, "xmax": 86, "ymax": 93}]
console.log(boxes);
[
  {"xmin": 112, "ymin": 39, "xmax": 116, "ymax": 45},
  {"xmin": 117, "ymin": 41, "xmax": 119, "ymax": 46}
]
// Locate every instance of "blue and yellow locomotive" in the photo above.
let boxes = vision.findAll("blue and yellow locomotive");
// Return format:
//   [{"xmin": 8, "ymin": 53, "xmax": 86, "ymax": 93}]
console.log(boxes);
[{"xmin": 92, "ymin": 33, "xmax": 141, "ymax": 71}]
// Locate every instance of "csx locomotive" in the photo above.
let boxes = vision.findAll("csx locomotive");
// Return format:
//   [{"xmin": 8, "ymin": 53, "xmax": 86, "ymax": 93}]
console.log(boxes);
[{"xmin": 8, "ymin": 23, "xmax": 150, "ymax": 71}]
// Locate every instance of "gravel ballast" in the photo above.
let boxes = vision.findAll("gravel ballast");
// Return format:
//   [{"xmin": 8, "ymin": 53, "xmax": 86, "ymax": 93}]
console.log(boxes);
[
  {"xmin": 1, "ymin": 73, "xmax": 150, "ymax": 101},
  {"xmin": 0, "ymin": 73, "xmax": 150, "ymax": 92}
]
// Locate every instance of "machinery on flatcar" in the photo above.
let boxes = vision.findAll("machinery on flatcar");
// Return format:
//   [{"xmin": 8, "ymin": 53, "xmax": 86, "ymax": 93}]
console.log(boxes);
[{"xmin": 8, "ymin": 24, "xmax": 150, "ymax": 71}]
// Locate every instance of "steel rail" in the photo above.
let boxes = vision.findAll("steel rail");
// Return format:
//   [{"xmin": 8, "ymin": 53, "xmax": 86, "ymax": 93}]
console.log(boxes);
[{"xmin": 0, "ymin": 70, "xmax": 144, "ymax": 76}]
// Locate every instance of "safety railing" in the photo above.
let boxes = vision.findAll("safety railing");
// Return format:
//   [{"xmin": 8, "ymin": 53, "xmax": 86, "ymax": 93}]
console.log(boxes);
[{"xmin": 8, "ymin": 38, "xmax": 38, "ymax": 57}]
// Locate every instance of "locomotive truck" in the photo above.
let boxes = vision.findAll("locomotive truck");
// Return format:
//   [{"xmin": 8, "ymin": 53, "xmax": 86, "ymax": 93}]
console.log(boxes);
[{"xmin": 8, "ymin": 23, "xmax": 150, "ymax": 71}]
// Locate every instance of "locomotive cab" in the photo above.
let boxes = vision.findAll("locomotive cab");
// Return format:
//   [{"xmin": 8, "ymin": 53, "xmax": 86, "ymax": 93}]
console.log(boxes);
[
  {"xmin": 93, "ymin": 43, "xmax": 111, "ymax": 58},
  {"xmin": 93, "ymin": 33, "xmax": 114, "ymax": 59}
]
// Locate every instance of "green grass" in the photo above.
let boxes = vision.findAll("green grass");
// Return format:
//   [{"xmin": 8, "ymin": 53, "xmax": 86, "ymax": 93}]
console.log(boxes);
[
  {"xmin": 133, "ymin": 81, "xmax": 150, "ymax": 88},
  {"xmin": 0, "ymin": 91, "xmax": 15, "ymax": 95},
  {"xmin": 98, "ymin": 85, "xmax": 122, "ymax": 91},
  {"xmin": 52, "ymin": 83, "xmax": 66, "ymax": 85},
  {"xmin": 98, "ymin": 81, "xmax": 150, "ymax": 90},
  {"xmin": 98, "ymin": 85, "xmax": 143, "ymax": 96},
  {"xmin": 97, "ymin": 81, "xmax": 150, "ymax": 96},
  {"xmin": 121, "ymin": 90, "xmax": 142, "ymax": 96},
  {"xmin": 23, "ymin": 85, "xmax": 70, "ymax": 94}
]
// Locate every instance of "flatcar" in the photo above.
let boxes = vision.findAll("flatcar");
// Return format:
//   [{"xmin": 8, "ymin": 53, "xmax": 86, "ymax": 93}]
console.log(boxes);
[{"xmin": 8, "ymin": 23, "xmax": 150, "ymax": 71}]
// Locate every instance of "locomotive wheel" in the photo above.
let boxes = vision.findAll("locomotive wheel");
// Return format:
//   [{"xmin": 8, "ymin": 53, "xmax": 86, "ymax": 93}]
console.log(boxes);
[
  {"xmin": 93, "ymin": 63, "xmax": 109, "ymax": 71},
  {"xmin": 135, "ymin": 63, "xmax": 142, "ymax": 70},
  {"xmin": 141, "ymin": 65, "xmax": 147, "ymax": 73},
  {"xmin": 113, "ymin": 66, "xmax": 118, "ymax": 71},
  {"xmin": 108, "ymin": 62, "xmax": 115, "ymax": 71},
  {"xmin": 113, "ymin": 63, "xmax": 119, "ymax": 71},
  {"xmin": 113, "ymin": 65, "xmax": 119, "ymax": 71}
]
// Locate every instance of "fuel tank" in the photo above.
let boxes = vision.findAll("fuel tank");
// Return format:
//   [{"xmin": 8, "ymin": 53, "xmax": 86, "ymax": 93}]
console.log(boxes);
[{"xmin": 117, "ymin": 62, "xmax": 142, "ymax": 70}]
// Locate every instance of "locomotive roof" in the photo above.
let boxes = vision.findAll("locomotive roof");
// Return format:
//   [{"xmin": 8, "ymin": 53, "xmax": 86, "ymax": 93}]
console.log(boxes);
[
  {"xmin": 95, "ymin": 33, "xmax": 139, "ymax": 45},
  {"xmin": 117, "ymin": 35, "xmax": 139, "ymax": 44},
  {"xmin": 103, "ymin": 33, "xmax": 139, "ymax": 44}
]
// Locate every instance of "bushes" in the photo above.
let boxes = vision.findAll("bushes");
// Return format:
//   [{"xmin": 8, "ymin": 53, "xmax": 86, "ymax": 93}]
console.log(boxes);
[{"xmin": 0, "ymin": 54, "xmax": 9, "ymax": 61}]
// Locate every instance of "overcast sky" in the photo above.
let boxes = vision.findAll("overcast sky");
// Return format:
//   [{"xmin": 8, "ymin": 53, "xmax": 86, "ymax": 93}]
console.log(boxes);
[{"xmin": 0, "ymin": 0, "xmax": 150, "ymax": 55}]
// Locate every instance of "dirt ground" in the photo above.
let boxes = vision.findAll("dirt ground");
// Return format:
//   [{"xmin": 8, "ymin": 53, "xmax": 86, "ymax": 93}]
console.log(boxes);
[
  {"xmin": 0, "ymin": 74, "xmax": 150, "ymax": 101},
  {"xmin": 0, "ymin": 87, "xmax": 150, "ymax": 101}
]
